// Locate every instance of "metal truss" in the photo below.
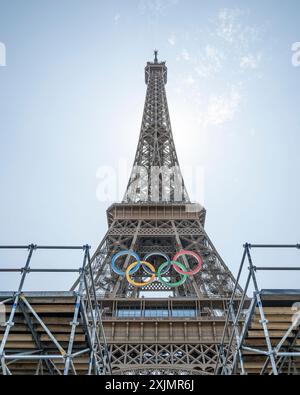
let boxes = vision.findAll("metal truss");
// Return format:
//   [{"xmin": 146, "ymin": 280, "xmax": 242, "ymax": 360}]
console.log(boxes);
[
  {"xmin": 0, "ymin": 245, "xmax": 111, "ymax": 375},
  {"xmin": 216, "ymin": 243, "xmax": 300, "ymax": 375},
  {"xmin": 67, "ymin": 54, "xmax": 239, "ymax": 300},
  {"xmin": 123, "ymin": 53, "xmax": 189, "ymax": 203},
  {"xmin": 68, "ymin": 53, "xmax": 244, "ymax": 374},
  {"xmin": 97, "ymin": 296, "xmax": 237, "ymax": 374},
  {"xmin": 109, "ymin": 343, "xmax": 220, "ymax": 375},
  {"xmin": 81, "ymin": 213, "xmax": 240, "ymax": 298},
  {"xmin": 82, "ymin": 54, "xmax": 240, "ymax": 298}
]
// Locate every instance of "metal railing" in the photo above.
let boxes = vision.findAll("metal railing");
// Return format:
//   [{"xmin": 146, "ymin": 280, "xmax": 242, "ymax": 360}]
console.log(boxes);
[
  {"xmin": 0, "ymin": 244, "xmax": 111, "ymax": 375},
  {"xmin": 215, "ymin": 243, "xmax": 300, "ymax": 375}
]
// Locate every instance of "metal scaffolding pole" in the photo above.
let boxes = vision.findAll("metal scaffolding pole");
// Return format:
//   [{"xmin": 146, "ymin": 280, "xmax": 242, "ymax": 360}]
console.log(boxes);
[
  {"xmin": 0, "ymin": 244, "xmax": 111, "ymax": 375},
  {"xmin": 216, "ymin": 243, "xmax": 300, "ymax": 375}
]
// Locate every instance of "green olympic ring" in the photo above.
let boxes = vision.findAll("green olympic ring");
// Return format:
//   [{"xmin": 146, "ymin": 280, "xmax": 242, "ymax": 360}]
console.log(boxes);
[{"xmin": 157, "ymin": 260, "xmax": 187, "ymax": 287}]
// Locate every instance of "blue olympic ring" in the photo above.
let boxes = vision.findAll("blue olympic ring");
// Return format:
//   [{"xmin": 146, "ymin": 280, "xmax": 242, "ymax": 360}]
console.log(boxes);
[{"xmin": 111, "ymin": 250, "xmax": 141, "ymax": 277}]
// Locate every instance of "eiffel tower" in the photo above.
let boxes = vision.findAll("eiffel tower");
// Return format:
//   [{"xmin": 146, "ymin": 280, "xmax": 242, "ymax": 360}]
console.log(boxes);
[{"xmin": 82, "ymin": 52, "xmax": 240, "ymax": 374}]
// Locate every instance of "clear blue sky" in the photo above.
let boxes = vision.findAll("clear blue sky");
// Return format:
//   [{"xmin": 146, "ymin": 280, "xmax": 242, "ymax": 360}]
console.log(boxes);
[{"xmin": 0, "ymin": 0, "xmax": 299, "ymax": 291}]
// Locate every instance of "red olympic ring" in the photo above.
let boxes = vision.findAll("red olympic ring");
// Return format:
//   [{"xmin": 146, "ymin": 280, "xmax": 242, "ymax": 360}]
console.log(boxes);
[{"xmin": 172, "ymin": 250, "xmax": 203, "ymax": 275}]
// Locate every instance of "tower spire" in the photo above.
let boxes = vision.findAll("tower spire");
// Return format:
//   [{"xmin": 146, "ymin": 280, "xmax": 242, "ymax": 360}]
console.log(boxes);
[{"xmin": 123, "ymin": 54, "xmax": 189, "ymax": 203}]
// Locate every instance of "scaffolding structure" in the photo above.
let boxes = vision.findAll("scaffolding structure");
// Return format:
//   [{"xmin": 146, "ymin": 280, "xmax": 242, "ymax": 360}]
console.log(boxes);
[
  {"xmin": 216, "ymin": 243, "xmax": 300, "ymax": 375},
  {"xmin": 0, "ymin": 244, "xmax": 111, "ymax": 375}
]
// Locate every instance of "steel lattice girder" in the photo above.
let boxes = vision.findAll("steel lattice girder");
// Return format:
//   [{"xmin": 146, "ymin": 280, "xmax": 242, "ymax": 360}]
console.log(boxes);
[
  {"xmin": 124, "ymin": 58, "xmax": 189, "ymax": 203},
  {"xmin": 86, "ymin": 211, "xmax": 239, "ymax": 298}
]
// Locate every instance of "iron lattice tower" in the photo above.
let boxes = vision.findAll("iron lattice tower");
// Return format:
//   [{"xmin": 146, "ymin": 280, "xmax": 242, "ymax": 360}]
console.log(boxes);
[{"xmin": 80, "ymin": 53, "xmax": 240, "ymax": 374}]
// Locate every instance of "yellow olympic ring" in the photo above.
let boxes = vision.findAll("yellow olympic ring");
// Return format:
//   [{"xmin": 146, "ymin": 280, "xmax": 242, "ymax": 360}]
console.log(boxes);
[{"xmin": 126, "ymin": 261, "xmax": 156, "ymax": 287}]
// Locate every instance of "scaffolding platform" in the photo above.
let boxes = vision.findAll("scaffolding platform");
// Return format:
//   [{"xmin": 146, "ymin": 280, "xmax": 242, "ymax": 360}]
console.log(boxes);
[
  {"xmin": 0, "ymin": 292, "xmax": 93, "ymax": 375},
  {"xmin": 0, "ymin": 245, "xmax": 111, "ymax": 375},
  {"xmin": 216, "ymin": 244, "xmax": 300, "ymax": 375},
  {"xmin": 236, "ymin": 290, "xmax": 300, "ymax": 374},
  {"xmin": 1, "ymin": 244, "xmax": 299, "ymax": 375}
]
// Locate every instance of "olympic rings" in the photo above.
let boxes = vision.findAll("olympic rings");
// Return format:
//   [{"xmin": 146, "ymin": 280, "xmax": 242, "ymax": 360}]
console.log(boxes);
[
  {"xmin": 111, "ymin": 249, "xmax": 204, "ymax": 287},
  {"xmin": 126, "ymin": 261, "xmax": 156, "ymax": 287},
  {"xmin": 111, "ymin": 250, "xmax": 141, "ymax": 277},
  {"xmin": 172, "ymin": 250, "xmax": 203, "ymax": 275}
]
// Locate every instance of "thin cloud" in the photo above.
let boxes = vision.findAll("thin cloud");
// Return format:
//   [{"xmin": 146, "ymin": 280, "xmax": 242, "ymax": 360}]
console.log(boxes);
[
  {"xmin": 240, "ymin": 53, "xmax": 262, "ymax": 69},
  {"xmin": 170, "ymin": 7, "xmax": 265, "ymax": 127},
  {"xmin": 168, "ymin": 34, "xmax": 176, "ymax": 46},
  {"xmin": 194, "ymin": 45, "xmax": 224, "ymax": 78},
  {"xmin": 183, "ymin": 75, "xmax": 196, "ymax": 86},
  {"xmin": 216, "ymin": 8, "xmax": 261, "ymax": 49},
  {"xmin": 180, "ymin": 49, "xmax": 190, "ymax": 61},
  {"xmin": 203, "ymin": 86, "xmax": 242, "ymax": 126},
  {"xmin": 139, "ymin": 0, "xmax": 179, "ymax": 16}
]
